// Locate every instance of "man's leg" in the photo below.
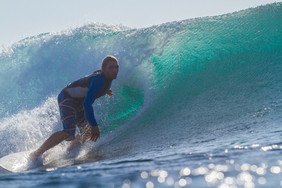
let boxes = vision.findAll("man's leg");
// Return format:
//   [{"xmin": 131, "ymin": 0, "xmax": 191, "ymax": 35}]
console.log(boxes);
[
  {"xmin": 77, "ymin": 117, "xmax": 92, "ymax": 144},
  {"xmin": 66, "ymin": 118, "xmax": 89, "ymax": 151},
  {"xmin": 80, "ymin": 124, "xmax": 92, "ymax": 143},
  {"xmin": 30, "ymin": 131, "xmax": 70, "ymax": 162}
]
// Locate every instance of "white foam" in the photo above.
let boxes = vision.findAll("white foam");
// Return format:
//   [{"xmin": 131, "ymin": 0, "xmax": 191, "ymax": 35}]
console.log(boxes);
[{"xmin": 0, "ymin": 97, "xmax": 60, "ymax": 156}]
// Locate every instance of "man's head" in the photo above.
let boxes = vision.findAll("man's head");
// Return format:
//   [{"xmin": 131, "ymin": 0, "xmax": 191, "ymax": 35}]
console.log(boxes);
[{"xmin": 101, "ymin": 56, "xmax": 119, "ymax": 80}]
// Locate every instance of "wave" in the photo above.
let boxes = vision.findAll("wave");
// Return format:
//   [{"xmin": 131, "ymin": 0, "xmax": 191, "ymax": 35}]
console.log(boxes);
[{"xmin": 0, "ymin": 3, "xmax": 281, "ymax": 158}]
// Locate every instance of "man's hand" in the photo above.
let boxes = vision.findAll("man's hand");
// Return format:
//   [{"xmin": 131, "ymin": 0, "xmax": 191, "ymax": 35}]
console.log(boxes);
[
  {"xmin": 90, "ymin": 126, "xmax": 100, "ymax": 142},
  {"xmin": 107, "ymin": 89, "xmax": 114, "ymax": 96}
]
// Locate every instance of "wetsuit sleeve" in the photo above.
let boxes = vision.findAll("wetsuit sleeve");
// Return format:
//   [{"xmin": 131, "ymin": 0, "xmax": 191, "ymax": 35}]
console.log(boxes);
[{"xmin": 83, "ymin": 76, "xmax": 105, "ymax": 127}]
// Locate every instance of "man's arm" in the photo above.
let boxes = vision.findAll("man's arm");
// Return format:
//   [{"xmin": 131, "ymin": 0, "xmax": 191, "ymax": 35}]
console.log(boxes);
[
  {"xmin": 83, "ymin": 76, "xmax": 105, "ymax": 141},
  {"xmin": 83, "ymin": 76, "xmax": 104, "ymax": 126}
]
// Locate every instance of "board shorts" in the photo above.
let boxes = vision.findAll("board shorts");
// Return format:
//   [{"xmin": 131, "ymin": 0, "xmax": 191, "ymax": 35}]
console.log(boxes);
[{"xmin": 57, "ymin": 90, "xmax": 89, "ymax": 141}]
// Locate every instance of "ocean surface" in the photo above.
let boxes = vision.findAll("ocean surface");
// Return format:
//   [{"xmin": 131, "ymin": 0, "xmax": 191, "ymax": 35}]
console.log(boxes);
[{"xmin": 0, "ymin": 3, "xmax": 281, "ymax": 188}]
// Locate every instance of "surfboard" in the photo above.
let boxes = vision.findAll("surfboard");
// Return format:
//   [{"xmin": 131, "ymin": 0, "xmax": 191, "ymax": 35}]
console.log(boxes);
[
  {"xmin": 0, "ymin": 150, "xmax": 79, "ymax": 173},
  {"xmin": 0, "ymin": 125, "xmax": 97, "ymax": 174},
  {"xmin": 0, "ymin": 148, "xmax": 101, "ymax": 173},
  {"xmin": 0, "ymin": 150, "xmax": 42, "ymax": 173}
]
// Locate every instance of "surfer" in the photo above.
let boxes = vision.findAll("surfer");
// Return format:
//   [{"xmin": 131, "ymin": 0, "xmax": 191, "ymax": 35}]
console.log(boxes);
[{"xmin": 30, "ymin": 56, "xmax": 119, "ymax": 163}]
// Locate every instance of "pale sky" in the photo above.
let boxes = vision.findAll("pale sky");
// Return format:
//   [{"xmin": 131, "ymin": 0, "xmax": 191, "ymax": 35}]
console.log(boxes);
[{"xmin": 0, "ymin": 0, "xmax": 280, "ymax": 51}]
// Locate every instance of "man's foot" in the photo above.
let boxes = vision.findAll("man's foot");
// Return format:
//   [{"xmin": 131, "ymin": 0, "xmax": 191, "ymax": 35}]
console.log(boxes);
[
  {"xmin": 29, "ymin": 151, "xmax": 43, "ymax": 166},
  {"xmin": 67, "ymin": 136, "xmax": 82, "ymax": 152}
]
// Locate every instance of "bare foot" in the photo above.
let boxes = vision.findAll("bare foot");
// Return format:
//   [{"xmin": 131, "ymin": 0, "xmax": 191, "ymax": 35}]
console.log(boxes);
[
  {"xmin": 29, "ymin": 150, "xmax": 42, "ymax": 163},
  {"xmin": 67, "ymin": 136, "xmax": 82, "ymax": 152}
]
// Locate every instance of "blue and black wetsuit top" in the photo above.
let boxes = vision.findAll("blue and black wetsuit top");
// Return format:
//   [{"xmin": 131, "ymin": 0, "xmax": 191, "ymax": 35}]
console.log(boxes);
[{"xmin": 63, "ymin": 70, "xmax": 112, "ymax": 127}]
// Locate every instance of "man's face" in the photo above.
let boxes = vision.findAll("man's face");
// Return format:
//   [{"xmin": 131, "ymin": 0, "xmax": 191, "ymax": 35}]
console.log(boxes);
[{"xmin": 103, "ymin": 61, "xmax": 119, "ymax": 80}]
